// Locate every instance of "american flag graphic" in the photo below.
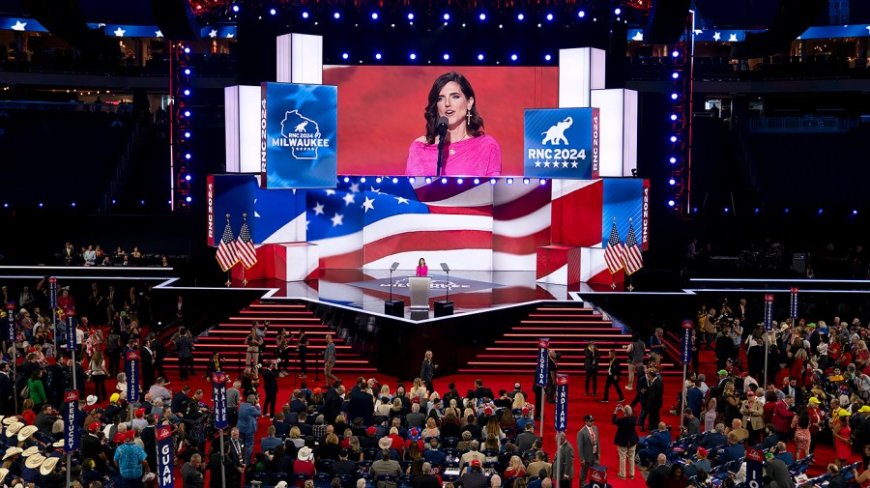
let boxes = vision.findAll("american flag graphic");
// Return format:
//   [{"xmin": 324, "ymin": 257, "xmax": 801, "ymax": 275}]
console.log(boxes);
[
  {"xmin": 603, "ymin": 221, "xmax": 625, "ymax": 274},
  {"xmin": 302, "ymin": 179, "xmax": 552, "ymax": 270},
  {"xmin": 623, "ymin": 220, "xmax": 643, "ymax": 275},
  {"xmin": 236, "ymin": 218, "xmax": 258, "ymax": 269},
  {"xmin": 216, "ymin": 221, "xmax": 239, "ymax": 272}
]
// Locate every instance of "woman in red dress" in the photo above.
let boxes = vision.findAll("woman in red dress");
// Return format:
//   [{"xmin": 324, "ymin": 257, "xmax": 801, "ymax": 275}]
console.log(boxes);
[{"xmin": 833, "ymin": 409, "xmax": 853, "ymax": 467}]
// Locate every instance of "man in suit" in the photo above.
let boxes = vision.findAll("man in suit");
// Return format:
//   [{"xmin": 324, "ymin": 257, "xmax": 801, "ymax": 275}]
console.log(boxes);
[
  {"xmin": 645, "ymin": 369, "xmax": 664, "ymax": 429},
  {"xmin": 181, "ymin": 453, "xmax": 205, "ymax": 488},
  {"xmin": 371, "ymin": 449, "xmax": 402, "ymax": 488},
  {"xmin": 765, "ymin": 452, "xmax": 795, "ymax": 488},
  {"xmin": 554, "ymin": 432, "xmax": 574, "ymax": 488},
  {"xmin": 576, "ymin": 415, "xmax": 600, "ymax": 486},
  {"xmin": 584, "ymin": 343, "xmax": 600, "ymax": 396},
  {"xmin": 0, "ymin": 362, "xmax": 14, "ymax": 415},
  {"xmin": 140, "ymin": 341, "xmax": 155, "ymax": 390},
  {"xmin": 630, "ymin": 364, "xmax": 650, "ymax": 430},
  {"xmin": 237, "ymin": 394, "xmax": 261, "ymax": 463},
  {"xmin": 602, "ymin": 349, "xmax": 624, "ymax": 402},
  {"xmin": 638, "ymin": 423, "xmax": 671, "ymax": 467}
]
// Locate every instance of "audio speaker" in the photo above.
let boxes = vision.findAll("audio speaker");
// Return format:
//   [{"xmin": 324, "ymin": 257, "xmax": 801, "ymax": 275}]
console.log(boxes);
[
  {"xmin": 643, "ymin": 0, "xmax": 692, "ymax": 45},
  {"xmin": 151, "ymin": 0, "xmax": 199, "ymax": 40},
  {"xmin": 384, "ymin": 300, "xmax": 404, "ymax": 318},
  {"xmin": 434, "ymin": 301, "xmax": 454, "ymax": 317}
]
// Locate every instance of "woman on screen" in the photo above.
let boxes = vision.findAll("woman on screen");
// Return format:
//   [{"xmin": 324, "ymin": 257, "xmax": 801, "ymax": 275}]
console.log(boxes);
[
  {"xmin": 405, "ymin": 72, "xmax": 502, "ymax": 177},
  {"xmin": 416, "ymin": 258, "xmax": 428, "ymax": 277}
]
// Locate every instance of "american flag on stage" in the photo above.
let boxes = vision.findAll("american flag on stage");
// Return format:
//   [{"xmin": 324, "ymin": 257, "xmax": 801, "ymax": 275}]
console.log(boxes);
[
  {"xmin": 623, "ymin": 220, "xmax": 643, "ymax": 275},
  {"xmin": 301, "ymin": 179, "xmax": 552, "ymax": 270},
  {"xmin": 216, "ymin": 220, "xmax": 239, "ymax": 272},
  {"xmin": 603, "ymin": 221, "xmax": 625, "ymax": 274},
  {"xmin": 236, "ymin": 217, "xmax": 258, "ymax": 269}
]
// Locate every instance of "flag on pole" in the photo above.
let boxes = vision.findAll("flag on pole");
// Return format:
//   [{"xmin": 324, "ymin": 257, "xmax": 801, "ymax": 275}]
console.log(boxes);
[
  {"xmin": 216, "ymin": 216, "xmax": 239, "ymax": 272},
  {"xmin": 623, "ymin": 220, "xmax": 644, "ymax": 275},
  {"xmin": 236, "ymin": 213, "xmax": 258, "ymax": 269},
  {"xmin": 603, "ymin": 220, "xmax": 625, "ymax": 274}
]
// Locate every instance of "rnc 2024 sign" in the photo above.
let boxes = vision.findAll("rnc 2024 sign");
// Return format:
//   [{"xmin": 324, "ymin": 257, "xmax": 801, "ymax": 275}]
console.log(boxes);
[
  {"xmin": 523, "ymin": 107, "xmax": 599, "ymax": 179},
  {"xmin": 261, "ymin": 82, "xmax": 337, "ymax": 189}
]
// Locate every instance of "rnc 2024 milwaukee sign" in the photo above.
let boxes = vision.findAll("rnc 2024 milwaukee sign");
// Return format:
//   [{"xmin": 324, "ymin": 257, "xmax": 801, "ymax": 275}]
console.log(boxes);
[
  {"xmin": 261, "ymin": 82, "xmax": 337, "ymax": 189},
  {"xmin": 523, "ymin": 107, "xmax": 599, "ymax": 180}
]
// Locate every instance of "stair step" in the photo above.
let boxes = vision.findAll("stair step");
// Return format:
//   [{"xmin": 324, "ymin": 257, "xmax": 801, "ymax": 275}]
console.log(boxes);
[
  {"xmin": 520, "ymin": 320, "xmax": 612, "ymax": 325},
  {"xmin": 503, "ymin": 333, "xmax": 630, "ymax": 339},
  {"xmin": 238, "ymin": 310, "xmax": 314, "ymax": 315},
  {"xmin": 226, "ymin": 317, "xmax": 321, "ymax": 322},
  {"xmin": 511, "ymin": 326, "xmax": 620, "ymax": 333}
]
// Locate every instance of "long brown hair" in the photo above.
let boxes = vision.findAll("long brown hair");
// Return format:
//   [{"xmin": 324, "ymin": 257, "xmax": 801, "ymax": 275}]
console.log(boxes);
[{"xmin": 424, "ymin": 72, "xmax": 485, "ymax": 144}]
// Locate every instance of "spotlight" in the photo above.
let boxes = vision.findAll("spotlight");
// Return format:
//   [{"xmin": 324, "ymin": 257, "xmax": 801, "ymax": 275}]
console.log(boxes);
[
  {"xmin": 818, "ymin": 208, "xmax": 824, "ymax": 215},
  {"xmin": 670, "ymin": 114, "xmax": 678, "ymax": 121},
  {"xmin": 544, "ymin": 54, "xmax": 552, "ymax": 61},
  {"xmin": 669, "ymin": 157, "xmax": 677, "ymax": 164},
  {"xmin": 672, "ymin": 50, "xmax": 680, "ymax": 57},
  {"xmin": 477, "ymin": 53, "xmax": 485, "ymax": 61},
  {"xmin": 184, "ymin": 131, "xmax": 191, "ymax": 138},
  {"xmin": 343, "ymin": 176, "xmax": 350, "ymax": 183},
  {"xmin": 185, "ymin": 196, "xmax": 193, "ymax": 203},
  {"xmin": 183, "ymin": 89, "xmax": 191, "ymax": 96},
  {"xmin": 391, "ymin": 177, "xmax": 399, "ymax": 184},
  {"xmin": 38, "ymin": 202, "xmax": 44, "ymax": 208},
  {"xmin": 523, "ymin": 178, "xmax": 530, "ymax": 185},
  {"xmin": 232, "ymin": 4, "xmax": 239, "ymax": 13},
  {"xmin": 479, "ymin": 13, "xmax": 486, "ymax": 21},
  {"xmin": 185, "ymin": 174, "xmax": 192, "ymax": 181},
  {"xmin": 457, "ymin": 178, "xmax": 463, "ymax": 184},
  {"xmin": 374, "ymin": 52, "xmax": 382, "ymax": 60},
  {"xmin": 302, "ymin": 11, "xmax": 309, "ymax": 19},
  {"xmin": 539, "ymin": 179, "xmax": 547, "ymax": 185},
  {"xmin": 376, "ymin": 177, "xmax": 382, "ymax": 183},
  {"xmin": 341, "ymin": 52, "xmax": 349, "ymax": 60},
  {"xmin": 443, "ymin": 13, "xmax": 450, "ymax": 21},
  {"xmin": 473, "ymin": 178, "xmax": 480, "ymax": 184},
  {"xmin": 672, "ymin": 72, "xmax": 680, "ymax": 79},
  {"xmin": 111, "ymin": 199, "xmax": 116, "ymax": 205},
  {"xmin": 578, "ymin": 10, "xmax": 586, "ymax": 18},
  {"xmin": 614, "ymin": 8, "xmax": 622, "ymax": 15},
  {"xmin": 140, "ymin": 200, "xmax": 145, "ymax": 206},
  {"xmin": 425, "ymin": 177, "xmax": 432, "ymax": 183},
  {"xmin": 371, "ymin": 12, "xmax": 379, "ymax": 20},
  {"xmin": 784, "ymin": 207, "xmax": 790, "ymax": 214},
  {"xmin": 668, "ymin": 178, "xmax": 676, "ymax": 186},
  {"xmin": 184, "ymin": 47, "xmax": 190, "ymax": 54},
  {"xmin": 510, "ymin": 53, "xmax": 518, "ymax": 61},
  {"xmin": 723, "ymin": 207, "xmax": 730, "ymax": 213},
  {"xmin": 184, "ymin": 110, "xmax": 191, "ymax": 117},
  {"xmin": 407, "ymin": 12, "xmax": 414, "ymax": 20},
  {"xmin": 184, "ymin": 153, "xmax": 191, "ymax": 160},
  {"xmin": 670, "ymin": 93, "xmax": 679, "ymax": 100},
  {"xmin": 360, "ymin": 177, "xmax": 367, "ymax": 183},
  {"xmin": 71, "ymin": 202, "xmax": 76, "ymax": 207},
  {"xmin": 507, "ymin": 178, "xmax": 514, "ymax": 185},
  {"xmin": 853, "ymin": 209, "xmax": 859, "ymax": 215},
  {"xmin": 667, "ymin": 200, "xmax": 675, "ymax": 207},
  {"xmin": 441, "ymin": 178, "xmax": 448, "ymax": 184},
  {"xmin": 517, "ymin": 13, "xmax": 525, "ymax": 21},
  {"xmin": 333, "ymin": 12, "xmax": 341, "ymax": 19},
  {"xmin": 546, "ymin": 13, "xmax": 554, "ymax": 21},
  {"xmin": 184, "ymin": 68, "xmax": 191, "ymax": 75},
  {"xmin": 490, "ymin": 178, "xmax": 497, "ymax": 185},
  {"xmin": 409, "ymin": 177, "xmax": 416, "ymax": 183},
  {"xmin": 670, "ymin": 136, "xmax": 677, "ymax": 142},
  {"xmin": 409, "ymin": 53, "xmax": 417, "ymax": 60},
  {"xmin": 269, "ymin": 8, "xmax": 276, "ymax": 15},
  {"xmin": 754, "ymin": 207, "xmax": 760, "ymax": 214},
  {"xmin": 443, "ymin": 53, "xmax": 450, "ymax": 61}
]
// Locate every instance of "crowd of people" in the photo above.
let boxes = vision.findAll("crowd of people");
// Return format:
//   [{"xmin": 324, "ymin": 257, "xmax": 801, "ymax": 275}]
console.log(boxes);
[{"xmin": 57, "ymin": 243, "xmax": 172, "ymax": 268}]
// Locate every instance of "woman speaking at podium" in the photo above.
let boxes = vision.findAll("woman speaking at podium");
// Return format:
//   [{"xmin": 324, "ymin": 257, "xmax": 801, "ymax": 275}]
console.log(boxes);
[
  {"xmin": 405, "ymin": 72, "xmax": 502, "ymax": 177},
  {"xmin": 415, "ymin": 258, "xmax": 428, "ymax": 277}
]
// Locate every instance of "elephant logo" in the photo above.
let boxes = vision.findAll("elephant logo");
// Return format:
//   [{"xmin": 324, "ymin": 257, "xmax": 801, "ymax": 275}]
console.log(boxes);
[{"xmin": 541, "ymin": 116, "xmax": 573, "ymax": 146}]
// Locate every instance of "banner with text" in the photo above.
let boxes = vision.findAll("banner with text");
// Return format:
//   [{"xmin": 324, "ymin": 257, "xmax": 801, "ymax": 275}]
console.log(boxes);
[
  {"xmin": 212, "ymin": 372, "xmax": 229, "ymax": 430},
  {"xmin": 682, "ymin": 320, "xmax": 693, "ymax": 364},
  {"xmin": 156, "ymin": 425, "xmax": 175, "ymax": 488},
  {"xmin": 764, "ymin": 294, "xmax": 774, "ymax": 332},
  {"xmin": 535, "ymin": 339, "xmax": 550, "ymax": 388},
  {"xmin": 64, "ymin": 390, "xmax": 80, "ymax": 452},
  {"xmin": 125, "ymin": 349, "xmax": 141, "ymax": 403},
  {"xmin": 555, "ymin": 374, "xmax": 569, "ymax": 432},
  {"xmin": 5, "ymin": 304, "xmax": 13, "ymax": 343},
  {"xmin": 261, "ymin": 82, "xmax": 338, "ymax": 189},
  {"xmin": 524, "ymin": 107, "xmax": 599, "ymax": 179}
]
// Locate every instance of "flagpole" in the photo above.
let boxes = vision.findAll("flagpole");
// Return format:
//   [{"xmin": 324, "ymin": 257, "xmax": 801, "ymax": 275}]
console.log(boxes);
[
  {"xmin": 627, "ymin": 272, "xmax": 634, "ymax": 292},
  {"xmin": 241, "ymin": 266, "xmax": 247, "ymax": 287}
]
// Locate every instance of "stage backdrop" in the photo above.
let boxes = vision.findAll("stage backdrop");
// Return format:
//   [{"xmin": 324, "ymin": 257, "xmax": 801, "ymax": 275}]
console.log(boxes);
[{"xmin": 322, "ymin": 66, "xmax": 559, "ymax": 176}]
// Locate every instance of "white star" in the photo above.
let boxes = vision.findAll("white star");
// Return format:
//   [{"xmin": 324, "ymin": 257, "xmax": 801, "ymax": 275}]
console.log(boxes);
[
  {"xmin": 331, "ymin": 213, "xmax": 344, "ymax": 227},
  {"xmin": 362, "ymin": 197, "xmax": 375, "ymax": 213},
  {"xmin": 155, "ymin": 30, "xmax": 163, "ymax": 38},
  {"xmin": 395, "ymin": 196, "xmax": 410, "ymax": 205},
  {"xmin": 369, "ymin": 186, "xmax": 381, "ymax": 194},
  {"xmin": 113, "ymin": 27, "xmax": 126, "ymax": 37},
  {"xmin": 631, "ymin": 31, "xmax": 643, "ymax": 41},
  {"xmin": 324, "ymin": 189, "xmax": 336, "ymax": 196},
  {"xmin": 562, "ymin": 162, "xmax": 569, "ymax": 168},
  {"xmin": 312, "ymin": 202, "xmax": 325, "ymax": 216},
  {"xmin": 571, "ymin": 161, "xmax": 579, "ymax": 168},
  {"xmin": 349, "ymin": 182, "xmax": 360, "ymax": 193},
  {"xmin": 713, "ymin": 32, "xmax": 721, "ymax": 41},
  {"xmin": 543, "ymin": 161, "xmax": 551, "ymax": 168},
  {"xmin": 226, "ymin": 32, "xmax": 234, "ymax": 38},
  {"xmin": 728, "ymin": 33, "xmax": 738, "ymax": 42},
  {"xmin": 208, "ymin": 29, "xmax": 218, "ymax": 38},
  {"xmin": 342, "ymin": 193, "xmax": 355, "ymax": 206},
  {"xmin": 535, "ymin": 161, "xmax": 542, "ymax": 168},
  {"xmin": 11, "ymin": 21, "xmax": 26, "ymax": 31}
]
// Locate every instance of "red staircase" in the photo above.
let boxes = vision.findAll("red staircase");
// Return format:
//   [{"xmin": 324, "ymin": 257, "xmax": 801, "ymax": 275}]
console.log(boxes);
[
  {"xmin": 458, "ymin": 303, "xmax": 678, "ymax": 375},
  {"xmin": 162, "ymin": 301, "xmax": 377, "ymax": 374}
]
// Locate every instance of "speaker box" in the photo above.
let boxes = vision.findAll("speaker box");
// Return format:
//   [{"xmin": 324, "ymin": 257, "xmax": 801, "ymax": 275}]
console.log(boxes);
[
  {"xmin": 384, "ymin": 300, "xmax": 404, "ymax": 318},
  {"xmin": 644, "ymin": 0, "xmax": 692, "ymax": 45},
  {"xmin": 151, "ymin": 0, "xmax": 199, "ymax": 40},
  {"xmin": 434, "ymin": 301, "xmax": 454, "ymax": 317}
]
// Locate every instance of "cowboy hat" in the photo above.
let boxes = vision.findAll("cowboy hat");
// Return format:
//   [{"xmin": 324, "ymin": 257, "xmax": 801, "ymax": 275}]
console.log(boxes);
[
  {"xmin": 1, "ymin": 447, "xmax": 22, "ymax": 460},
  {"xmin": 25, "ymin": 453, "xmax": 45, "ymax": 470},
  {"xmin": 17, "ymin": 425, "xmax": 38, "ymax": 442},
  {"xmin": 0, "ymin": 468, "xmax": 8, "ymax": 484},
  {"xmin": 5, "ymin": 422, "xmax": 23, "ymax": 437},
  {"xmin": 40, "ymin": 456, "xmax": 60, "ymax": 476},
  {"xmin": 51, "ymin": 439, "xmax": 64, "ymax": 448},
  {"xmin": 21, "ymin": 446, "xmax": 39, "ymax": 458},
  {"xmin": 297, "ymin": 446, "xmax": 313, "ymax": 461}
]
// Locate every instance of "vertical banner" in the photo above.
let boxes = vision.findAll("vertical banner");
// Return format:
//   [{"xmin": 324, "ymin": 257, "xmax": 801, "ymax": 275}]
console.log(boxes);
[
  {"xmin": 125, "ymin": 349, "xmax": 141, "ymax": 403},
  {"xmin": 212, "ymin": 372, "xmax": 229, "ymax": 430},
  {"xmin": 156, "ymin": 425, "xmax": 175, "ymax": 488},
  {"xmin": 535, "ymin": 339, "xmax": 550, "ymax": 388},
  {"xmin": 763, "ymin": 294, "xmax": 774, "ymax": 332},
  {"xmin": 63, "ymin": 390, "xmax": 80, "ymax": 452},
  {"xmin": 65, "ymin": 313, "xmax": 77, "ymax": 350},
  {"xmin": 49, "ymin": 277, "xmax": 57, "ymax": 309},
  {"xmin": 5, "ymin": 304, "xmax": 14, "ymax": 343},
  {"xmin": 790, "ymin": 287, "xmax": 799, "ymax": 324},
  {"xmin": 524, "ymin": 108, "xmax": 600, "ymax": 179},
  {"xmin": 745, "ymin": 448, "xmax": 765, "ymax": 487},
  {"xmin": 681, "ymin": 320, "xmax": 693, "ymax": 365},
  {"xmin": 554, "ymin": 374, "xmax": 569, "ymax": 432}
]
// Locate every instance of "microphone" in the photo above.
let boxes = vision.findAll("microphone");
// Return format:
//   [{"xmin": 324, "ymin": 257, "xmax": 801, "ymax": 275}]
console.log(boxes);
[{"xmin": 436, "ymin": 116, "xmax": 448, "ymax": 177}]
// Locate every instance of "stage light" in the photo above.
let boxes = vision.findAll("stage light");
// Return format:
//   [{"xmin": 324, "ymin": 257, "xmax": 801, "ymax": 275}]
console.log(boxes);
[
  {"xmin": 670, "ymin": 136, "xmax": 677, "ymax": 142},
  {"xmin": 71, "ymin": 202, "xmax": 76, "ymax": 207},
  {"xmin": 232, "ymin": 4, "xmax": 239, "ymax": 13},
  {"xmin": 507, "ymin": 178, "xmax": 514, "ymax": 185},
  {"xmin": 374, "ymin": 53, "xmax": 382, "ymax": 60},
  {"xmin": 185, "ymin": 196, "xmax": 192, "ymax": 203},
  {"xmin": 670, "ymin": 93, "xmax": 679, "ymax": 100},
  {"xmin": 578, "ymin": 10, "xmax": 586, "ymax": 18},
  {"xmin": 409, "ymin": 177, "xmax": 416, "ymax": 183},
  {"xmin": 853, "ymin": 209, "xmax": 859, "ymax": 215},
  {"xmin": 667, "ymin": 200, "xmax": 675, "ymax": 207},
  {"xmin": 112, "ymin": 199, "xmax": 116, "ymax": 205},
  {"xmin": 376, "ymin": 177, "xmax": 383, "ymax": 183},
  {"xmin": 38, "ymin": 202, "xmax": 43, "ymax": 208},
  {"xmin": 818, "ymin": 208, "xmax": 824, "ymax": 215},
  {"xmin": 477, "ymin": 54, "xmax": 485, "ymax": 61},
  {"xmin": 517, "ymin": 13, "xmax": 524, "ymax": 21},
  {"xmin": 441, "ymin": 178, "xmax": 448, "ymax": 184},
  {"xmin": 184, "ymin": 47, "xmax": 191, "ymax": 54},
  {"xmin": 523, "ymin": 178, "xmax": 530, "ymax": 185},
  {"xmin": 544, "ymin": 54, "xmax": 552, "ymax": 61},
  {"xmin": 784, "ymin": 207, "xmax": 790, "ymax": 214},
  {"xmin": 184, "ymin": 68, "xmax": 191, "ymax": 75},
  {"xmin": 672, "ymin": 50, "xmax": 680, "ymax": 57},
  {"xmin": 371, "ymin": 12, "xmax": 379, "ymax": 20},
  {"xmin": 672, "ymin": 72, "xmax": 680, "ymax": 79},
  {"xmin": 269, "ymin": 8, "xmax": 276, "ymax": 15},
  {"xmin": 184, "ymin": 110, "xmax": 191, "ymax": 117},
  {"xmin": 409, "ymin": 53, "xmax": 417, "ymax": 60},
  {"xmin": 185, "ymin": 174, "xmax": 192, "ymax": 181},
  {"xmin": 669, "ymin": 157, "xmax": 677, "ymax": 164},
  {"xmin": 183, "ymin": 89, "xmax": 191, "ymax": 96},
  {"xmin": 442, "ymin": 12, "xmax": 451, "ymax": 21},
  {"xmin": 333, "ymin": 12, "xmax": 341, "ymax": 19},
  {"xmin": 302, "ymin": 11, "xmax": 309, "ymax": 19},
  {"xmin": 724, "ymin": 207, "xmax": 730, "ymax": 213},
  {"xmin": 614, "ymin": 8, "xmax": 622, "ymax": 15},
  {"xmin": 360, "ymin": 177, "xmax": 367, "ymax": 183},
  {"xmin": 668, "ymin": 178, "xmax": 676, "ymax": 186},
  {"xmin": 754, "ymin": 207, "xmax": 760, "ymax": 214},
  {"xmin": 140, "ymin": 200, "xmax": 145, "ymax": 205},
  {"xmin": 457, "ymin": 178, "xmax": 463, "ymax": 184},
  {"xmin": 341, "ymin": 52, "xmax": 349, "ymax": 60},
  {"xmin": 407, "ymin": 12, "xmax": 414, "ymax": 20},
  {"xmin": 343, "ymin": 176, "xmax": 350, "ymax": 183},
  {"xmin": 425, "ymin": 177, "xmax": 432, "ymax": 183},
  {"xmin": 546, "ymin": 13, "xmax": 554, "ymax": 21},
  {"xmin": 479, "ymin": 13, "xmax": 486, "ymax": 21},
  {"xmin": 490, "ymin": 179, "xmax": 497, "ymax": 185},
  {"xmin": 539, "ymin": 179, "xmax": 547, "ymax": 185},
  {"xmin": 670, "ymin": 114, "xmax": 678, "ymax": 121},
  {"xmin": 184, "ymin": 131, "xmax": 191, "ymax": 138},
  {"xmin": 510, "ymin": 54, "xmax": 518, "ymax": 61},
  {"xmin": 473, "ymin": 178, "xmax": 480, "ymax": 184},
  {"xmin": 443, "ymin": 53, "xmax": 450, "ymax": 61},
  {"xmin": 392, "ymin": 177, "xmax": 399, "ymax": 184},
  {"xmin": 184, "ymin": 153, "xmax": 191, "ymax": 160}
]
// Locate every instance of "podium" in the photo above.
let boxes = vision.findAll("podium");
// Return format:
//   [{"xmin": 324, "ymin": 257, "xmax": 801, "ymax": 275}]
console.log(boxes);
[{"xmin": 408, "ymin": 277, "xmax": 431, "ymax": 310}]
